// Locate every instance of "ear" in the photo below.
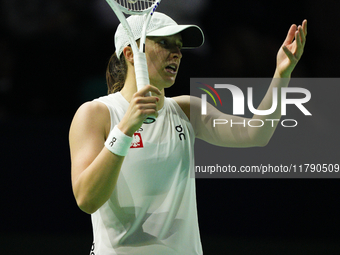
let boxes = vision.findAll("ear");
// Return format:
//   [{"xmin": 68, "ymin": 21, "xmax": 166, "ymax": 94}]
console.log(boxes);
[{"xmin": 123, "ymin": 46, "xmax": 134, "ymax": 64}]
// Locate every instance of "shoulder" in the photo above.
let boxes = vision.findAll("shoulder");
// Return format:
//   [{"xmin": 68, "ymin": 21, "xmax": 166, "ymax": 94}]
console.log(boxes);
[
  {"xmin": 172, "ymin": 95, "xmax": 190, "ymax": 119},
  {"xmin": 171, "ymin": 95, "xmax": 202, "ymax": 120},
  {"xmin": 74, "ymin": 101, "xmax": 110, "ymax": 122},
  {"xmin": 70, "ymin": 101, "xmax": 111, "ymax": 139}
]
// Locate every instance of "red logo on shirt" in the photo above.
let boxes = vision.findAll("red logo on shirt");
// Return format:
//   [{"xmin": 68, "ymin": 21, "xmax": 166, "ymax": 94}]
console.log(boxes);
[{"xmin": 130, "ymin": 133, "xmax": 144, "ymax": 148}]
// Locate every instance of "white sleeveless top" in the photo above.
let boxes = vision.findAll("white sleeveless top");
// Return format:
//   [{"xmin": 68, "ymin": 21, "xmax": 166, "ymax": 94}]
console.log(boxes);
[{"xmin": 91, "ymin": 92, "xmax": 202, "ymax": 255}]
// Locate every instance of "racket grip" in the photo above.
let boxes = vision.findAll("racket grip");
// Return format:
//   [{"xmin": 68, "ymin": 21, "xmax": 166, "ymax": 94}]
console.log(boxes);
[
  {"xmin": 134, "ymin": 51, "xmax": 150, "ymax": 91},
  {"xmin": 134, "ymin": 51, "xmax": 156, "ymax": 124}
]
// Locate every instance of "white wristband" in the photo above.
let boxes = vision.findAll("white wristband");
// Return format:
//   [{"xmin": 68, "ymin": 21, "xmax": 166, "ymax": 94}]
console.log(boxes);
[{"xmin": 104, "ymin": 125, "xmax": 133, "ymax": 156}]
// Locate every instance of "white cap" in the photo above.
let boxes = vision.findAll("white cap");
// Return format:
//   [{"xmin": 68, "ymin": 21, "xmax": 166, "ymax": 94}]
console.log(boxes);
[{"xmin": 114, "ymin": 12, "xmax": 204, "ymax": 58}]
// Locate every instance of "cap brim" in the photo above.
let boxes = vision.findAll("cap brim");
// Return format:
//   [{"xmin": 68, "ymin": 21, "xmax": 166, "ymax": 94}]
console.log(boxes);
[{"xmin": 146, "ymin": 25, "xmax": 204, "ymax": 49}]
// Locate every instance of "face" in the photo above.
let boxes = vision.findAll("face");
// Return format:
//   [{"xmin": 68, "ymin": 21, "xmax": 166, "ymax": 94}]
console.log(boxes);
[{"xmin": 144, "ymin": 34, "xmax": 183, "ymax": 89}]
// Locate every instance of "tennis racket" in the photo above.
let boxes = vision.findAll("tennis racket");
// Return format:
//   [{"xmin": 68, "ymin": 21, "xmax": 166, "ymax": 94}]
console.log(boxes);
[{"xmin": 106, "ymin": 0, "xmax": 162, "ymax": 124}]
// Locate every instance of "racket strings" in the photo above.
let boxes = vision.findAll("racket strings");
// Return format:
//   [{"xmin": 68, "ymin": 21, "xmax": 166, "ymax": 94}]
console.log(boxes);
[{"xmin": 115, "ymin": 0, "xmax": 156, "ymax": 11}]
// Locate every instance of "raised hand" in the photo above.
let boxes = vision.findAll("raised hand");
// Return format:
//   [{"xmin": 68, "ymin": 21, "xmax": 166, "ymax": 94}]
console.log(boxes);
[
  {"xmin": 118, "ymin": 85, "xmax": 161, "ymax": 136},
  {"xmin": 276, "ymin": 19, "xmax": 307, "ymax": 78}
]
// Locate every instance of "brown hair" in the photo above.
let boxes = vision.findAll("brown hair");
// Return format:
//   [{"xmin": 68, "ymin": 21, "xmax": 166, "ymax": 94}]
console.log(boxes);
[{"xmin": 106, "ymin": 52, "xmax": 127, "ymax": 94}]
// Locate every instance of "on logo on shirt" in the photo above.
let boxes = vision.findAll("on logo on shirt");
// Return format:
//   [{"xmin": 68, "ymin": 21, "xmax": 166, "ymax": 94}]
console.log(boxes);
[{"xmin": 175, "ymin": 125, "xmax": 186, "ymax": 141}]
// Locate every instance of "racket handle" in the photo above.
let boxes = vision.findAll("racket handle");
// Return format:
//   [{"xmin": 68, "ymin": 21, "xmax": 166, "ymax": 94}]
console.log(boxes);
[
  {"xmin": 134, "ymin": 51, "xmax": 156, "ymax": 124},
  {"xmin": 134, "ymin": 51, "xmax": 149, "ymax": 91}
]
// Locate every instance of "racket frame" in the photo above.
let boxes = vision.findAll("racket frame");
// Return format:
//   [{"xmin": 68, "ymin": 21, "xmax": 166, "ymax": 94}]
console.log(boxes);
[{"xmin": 106, "ymin": 0, "xmax": 161, "ymax": 123}]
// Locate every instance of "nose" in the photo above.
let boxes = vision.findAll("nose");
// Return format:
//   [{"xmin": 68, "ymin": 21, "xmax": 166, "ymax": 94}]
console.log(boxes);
[{"xmin": 171, "ymin": 46, "xmax": 182, "ymax": 59}]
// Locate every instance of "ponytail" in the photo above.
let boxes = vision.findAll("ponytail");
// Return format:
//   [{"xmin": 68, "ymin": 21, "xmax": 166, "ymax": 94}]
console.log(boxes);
[{"xmin": 106, "ymin": 52, "xmax": 127, "ymax": 94}]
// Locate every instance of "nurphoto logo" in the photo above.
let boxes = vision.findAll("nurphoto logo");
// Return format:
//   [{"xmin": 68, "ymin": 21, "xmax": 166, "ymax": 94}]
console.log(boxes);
[{"xmin": 197, "ymin": 82, "xmax": 312, "ymax": 128}]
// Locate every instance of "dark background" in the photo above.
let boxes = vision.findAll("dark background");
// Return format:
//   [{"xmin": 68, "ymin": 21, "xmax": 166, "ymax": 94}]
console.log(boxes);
[{"xmin": 1, "ymin": 0, "xmax": 340, "ymax": 254}]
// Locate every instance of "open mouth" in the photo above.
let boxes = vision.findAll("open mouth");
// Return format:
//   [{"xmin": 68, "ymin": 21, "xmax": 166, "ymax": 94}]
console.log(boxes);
[{"xmin": 165, "ymin": 64, "xmax": 178, "ymax": 74}]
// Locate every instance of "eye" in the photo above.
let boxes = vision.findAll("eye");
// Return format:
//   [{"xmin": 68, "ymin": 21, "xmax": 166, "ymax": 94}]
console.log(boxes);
[
  {"xmin": 156, "ymin": 38, "xmax": 182, "ymax": 50},
  {"xmin": 158, "ymin": 39, "xmax": 168, "ymax": 47}
]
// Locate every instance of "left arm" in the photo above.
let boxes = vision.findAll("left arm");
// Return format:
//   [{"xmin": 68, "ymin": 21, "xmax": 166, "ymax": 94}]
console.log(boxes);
[
  {"xmin": 247, "ymin": 20, "xmax": 307, "ymax": 145},
  {"xmin": 177, "ymin": 20, "xmax": 307, "ymax": 148}
]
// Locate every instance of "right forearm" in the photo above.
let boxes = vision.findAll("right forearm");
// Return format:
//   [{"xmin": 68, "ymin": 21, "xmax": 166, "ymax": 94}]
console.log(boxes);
[{"xmin": 73, "ymin": 147, "xmax": 124, "ymax": 214}]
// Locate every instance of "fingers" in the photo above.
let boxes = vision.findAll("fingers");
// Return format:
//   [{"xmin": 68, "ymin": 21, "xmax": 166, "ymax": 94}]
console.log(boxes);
[
  {"xmin": 295, "ymin": 20, "xmax": 307, "ymax": 57},
  {"xmin": 296, "ymin": 19, "xmax": 307, "ymax": 43},
  {"xmin": 135, "ymin": 84, "xmax": 161, "ymax": 97},
  {"xmin": 294, "ymin": 26, "xmax": 303, "ymax": 54},
  {"xmin": 132, "ymin": 95, "xmax": 158, "ymax": 104},
  {"xmin": 284, "ymin": 19, "xmax": 307, "ymax": 45},
  {"xmin": 119, "ymin": 85, "xmax": 161, "ymax": 135},
  {"xmin": 284, "ymin": 24, "xmax": 297, "ymax": 45},
  {"xmin": 132, "ymin": 102, "xmax": 159, "ymax": 123},
  {"xmin": 302, "ymin": 19, "xmax": 307, "ymax": 36},
  {"xmin": 282, "ymin": 45, "xmax": 294, "ymax": 60},
  {"xmin": 282, "ymin": 19, "xmax": 307, "ymax": 60},
  {"xmin": 296, "ymin": 22, "xmax": 307, "ymax": 43},
  {"xmin": 130, "ymin": 85, "xmax": 161, "ymax": 119},
  {"xmin": 132, "ymin": 98, "xmax": 159, "ymax": 118},
  {"xmin": 300, "ymin": 20, "xmax": 307, "ymax": 44},
  {"xmin": 133, "ymin": 85, "xmax": 160, "ymax": 114}
]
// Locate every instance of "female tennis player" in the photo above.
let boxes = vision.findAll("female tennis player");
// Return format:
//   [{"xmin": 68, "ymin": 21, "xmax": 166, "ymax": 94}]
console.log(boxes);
[{"xmin": 69, "ymin": 12, "xmax": 307, "ymax": 255}]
